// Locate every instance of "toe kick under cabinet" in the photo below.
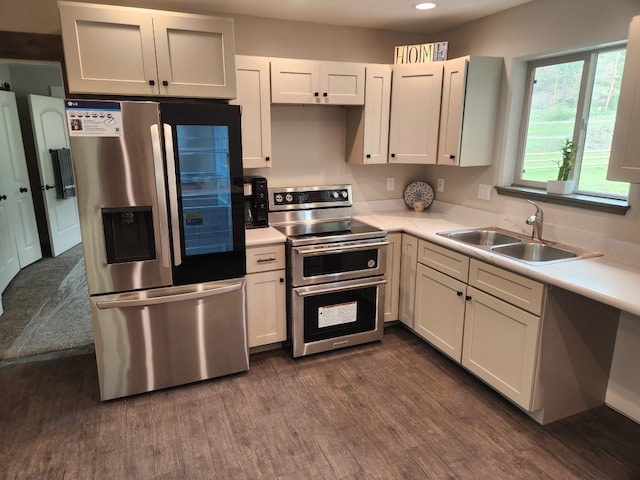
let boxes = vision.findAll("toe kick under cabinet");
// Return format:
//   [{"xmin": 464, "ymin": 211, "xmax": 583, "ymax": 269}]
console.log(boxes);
[
  {"xmin": 413, "ymin": 239, "xmax": 620, "ymax": 424},
  {"xmin": 245, "ymin": 243, "xmax": 287, "ymax": 349}
]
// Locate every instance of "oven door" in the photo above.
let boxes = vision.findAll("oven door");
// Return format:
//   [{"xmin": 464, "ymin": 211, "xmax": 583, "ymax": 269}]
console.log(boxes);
[
  {"xmin": 291, "ymin": 239, "xmax": 387, "ymax": 286},
  {"xmin": 290, "ymin": 276, "xmax": 386, "ymax": 357}
]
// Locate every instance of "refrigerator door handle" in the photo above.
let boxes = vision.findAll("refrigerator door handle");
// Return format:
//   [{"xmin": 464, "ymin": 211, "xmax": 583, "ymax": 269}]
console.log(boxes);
[
  {"xmin": 96, "ymin": 280, "xmax": 244, "ymax": 309},
  {"xmin": 163, "ymin": 123, "xmax": 182, "ymax": 266},
  {"xmin": 150, "ymin": 124, "xmax": 171, "ymax": 269}
]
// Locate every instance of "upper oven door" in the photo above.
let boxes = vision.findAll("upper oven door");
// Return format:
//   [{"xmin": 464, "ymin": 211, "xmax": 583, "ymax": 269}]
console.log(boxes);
[{"xmin": 291, "ymin": 239, "xmax": 387, "ymax": 286}]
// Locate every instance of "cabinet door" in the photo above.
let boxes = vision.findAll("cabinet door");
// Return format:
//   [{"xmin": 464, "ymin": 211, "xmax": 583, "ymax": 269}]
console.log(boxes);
[
  {"xmin": 608, "ymin": 16, "xmax": 640, "ymax": 182},
  {"xmin": 398, "ymin": 234, "xmax": 419, "ymax": 328},
  {"xmin": 462, "ymin": 286, "xmax": 541, "ymax": 410},
  {"xmin": 59, "ymin": 1, "xmax": 159, "ymax": 96},
  {"xmin": 388, "ymin": 63, "xmax": 443, "ymax": 164},
  {"xmin": 438, "ymin": 56, "xmax": 467, "ymax": 166},
  {"xmin": 153, "ymin": 13, "xmax": 237, "ymax": 99},
  {"xmin": 383, "ymin": 233, "xmax": 402, "ymax": 322},
  {"xmin": 246, "ymin": 270, "xmax": 287, "ymax": 348},
  {"xmin": 232, "ymin": 56, "xmax": 272, "ymax": 168},
  {"xmin": 320, "ymin": 62, "xmax": 365, "ymax": 105},
  {"xmin": 415, "ymin": 263, "xmax": 466, "ymax": 362},
  {"xmin": 345, "ymin": 64, "xmax": 391, "ymax": 164},
  {"xmin": 271, "ymin": 59, "xmax": 320, "ymax": 104}
]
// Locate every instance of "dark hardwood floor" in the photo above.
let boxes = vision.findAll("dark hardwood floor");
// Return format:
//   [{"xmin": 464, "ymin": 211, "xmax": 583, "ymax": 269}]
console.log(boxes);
[{"xmin": 1, "ymin": 325, "xmax": 639, "ymax": 479}]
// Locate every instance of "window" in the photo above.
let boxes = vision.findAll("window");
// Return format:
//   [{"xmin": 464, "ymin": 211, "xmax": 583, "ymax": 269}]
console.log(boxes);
[{"xmin": 515, "ymin": 46, "xmax": 629, "ymax": 199}]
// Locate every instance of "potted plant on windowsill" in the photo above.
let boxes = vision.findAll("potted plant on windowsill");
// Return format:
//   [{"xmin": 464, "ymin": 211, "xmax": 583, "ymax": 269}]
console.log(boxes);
[{"xmin": 547, "ymin": 139, "xmax": 577, "ymax": 195}]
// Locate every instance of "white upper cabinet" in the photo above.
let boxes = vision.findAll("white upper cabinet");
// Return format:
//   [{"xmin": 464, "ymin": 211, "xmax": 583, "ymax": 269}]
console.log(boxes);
[
  {"xmin": 438, "ymin": 56, "xmax": 502, "ymax": 167},
  {"xmin": 608, "ymin": 16, "xmax": 640, "ymax": 183},
  {"xmin": 388, "ymin": 63, "xmax": 443, "ymax": 164},
  {"xmin": 271, "ymin": 59, "xmax": 365, "ymax": 105},
  {"xmin": 346, "ymin": 64, "xmax": 392, "ymax": 164},
  {"xmin": 58, "ymin": 1, "xmax": 237, "ymax": 98},
  {"xmin": 232, "ymin": 56, "xmax": 272, "ymax": 169}
]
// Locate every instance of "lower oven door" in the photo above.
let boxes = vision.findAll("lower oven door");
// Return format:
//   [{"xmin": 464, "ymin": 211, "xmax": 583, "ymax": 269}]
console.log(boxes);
[
  {"xmin": 290, "ymin": 276, "xmax": 386, "ymax": 357},
  {"xmin": 291, "ymin": 239, "xmax": 388, "ymax": 286}
]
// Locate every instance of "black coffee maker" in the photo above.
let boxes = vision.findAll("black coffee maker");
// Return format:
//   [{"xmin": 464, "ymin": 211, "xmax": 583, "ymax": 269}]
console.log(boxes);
[{"xmin": 242, "ymin": 176, "xmax": 269, "ymax": 228}]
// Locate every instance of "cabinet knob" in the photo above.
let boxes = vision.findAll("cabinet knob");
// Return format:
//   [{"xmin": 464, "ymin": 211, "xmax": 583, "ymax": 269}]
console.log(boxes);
[
  {"xmin": 457, "ymin": 291, "xmax": 463, "ymax": 297},
  {"xmin": 465, "ymin": 295, "xmax": 472, "ymax": 301},
  {"xmin": 20, "ymin": 187, "xmax": 28, "ymax": 193},
  {"xmin": 449, "ymin": 154, "xmax": 456, "ymax": 160},
  {"xmin": 391, "ymin": 153, "xmax": 396, "ymax": 158},
  {"xmin": 0, "ymin": 194, "xmax": 6, "ymax": 201},
  {"xmin": 323, "ymin": 92, "xmax": 328, "ymax": 97},
  {"xmin": 279, "ymin": 278, "xmax": 284, "ymax": 283},
  {"xmin": 149, "ymin": 80, "xmax": 155, "ymax": 86},
  {"xmin": 366, "ymin": 154, "xmax": 371, "ymax": 159},
  {"xmin": 162, "ymin": 80, "xmax": 169, "ymax": 86},
  {"xmin": 314, "ymin": 92, "xmax": 319, "ymax": 97},
  {"xmin": 265, "ymin": 156, "xmax": 271, "ymax": 161}
]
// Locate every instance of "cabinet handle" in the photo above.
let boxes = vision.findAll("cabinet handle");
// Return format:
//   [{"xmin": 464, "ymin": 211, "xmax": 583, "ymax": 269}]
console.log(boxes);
[
  {"xmin": 149, "ymin": 80, "xmax": 155, "ymax": 86},
  {"xmin": 162, "ymin": 80, "xmax": 169, "ymax": 86},
  {"xmin": 465, "ymin": 295, "xmax": 472, "ymax": 301},
  {"xmin": 457, "ymin": 291, "xmax": 463, "ymax": 296},
  {"xmin": 0, "ymin": 194, "xmax": 6, "ymax": 201},
  {"xmin": 256, "ymin": 257, "xmax": 276, "ymax": 263},
  {"xmin": 20, "ymin": 187, "xmax": 28, "ymax": 193}
]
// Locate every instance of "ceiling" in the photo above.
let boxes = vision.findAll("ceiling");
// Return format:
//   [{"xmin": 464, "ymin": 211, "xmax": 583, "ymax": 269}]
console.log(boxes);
[{"xmin": 114, "ymin": 0, "xmax": 535, "ymax": 34}]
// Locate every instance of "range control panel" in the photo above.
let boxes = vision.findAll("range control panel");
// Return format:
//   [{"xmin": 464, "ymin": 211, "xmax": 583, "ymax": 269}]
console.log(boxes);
[{"xmin": 269, "ymin": 185, "xmax": 352, "ymax": 211}]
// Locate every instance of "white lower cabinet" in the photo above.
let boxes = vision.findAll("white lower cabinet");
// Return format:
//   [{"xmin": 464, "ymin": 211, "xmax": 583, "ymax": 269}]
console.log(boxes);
[
  {"xmin": 412, "ymin": 239, "xmax": 544, "ymax": 410},
  {"xmin": 462, "ymin": 286, "xmax": 541, "ymax": 410},
  {"xmin": 398, "ymin": 234, "xmax": 418, "ymax": 328},
  {"xmin": 245, "ymin": 243, "xmax": 286, "ymax": 348},
  {"xmin": 414, "ymin": 263, "xmax": 466, "ymax": 362},
  {"xmin": 383, "ymin": 233, "xmax": 402, "ymax": 322}
]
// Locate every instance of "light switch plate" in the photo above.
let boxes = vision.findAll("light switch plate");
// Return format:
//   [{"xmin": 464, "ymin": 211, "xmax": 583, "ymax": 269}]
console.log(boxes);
[
  {"xmin": 387, "ymin": 177, "xmax": 395, "ymax": 191},
  {"xmin": 437, "ymin": 178, "xmax": 445, "ymax": 192}
]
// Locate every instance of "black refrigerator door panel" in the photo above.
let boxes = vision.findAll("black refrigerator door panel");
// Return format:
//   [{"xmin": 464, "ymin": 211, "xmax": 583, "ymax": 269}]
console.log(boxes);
[{"xmin": 161, "ymin": 103, "xmax": 246, "ymax": 285}]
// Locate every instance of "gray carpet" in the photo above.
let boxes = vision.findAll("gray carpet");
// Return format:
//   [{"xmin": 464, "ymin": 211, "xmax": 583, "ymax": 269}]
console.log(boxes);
[{"xmin": 0, "ymin": 244, "xmax": 93, "ymax": 363}]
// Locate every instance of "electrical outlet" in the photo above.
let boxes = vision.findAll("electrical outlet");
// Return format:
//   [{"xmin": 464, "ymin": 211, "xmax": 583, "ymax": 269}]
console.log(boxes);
[
  {"xmin": 386, "ymin": 177, "xmax": 395, "ymax": 191},
  {"xmin": 437, "ymin": 178, "xmax": 445, "ymax": 192},
  {"xmin": 478, "ymin": 184, "xmax": 492, "ymax": 201}
]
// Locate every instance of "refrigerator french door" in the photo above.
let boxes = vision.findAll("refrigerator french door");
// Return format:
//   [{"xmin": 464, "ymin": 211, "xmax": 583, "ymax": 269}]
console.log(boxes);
[{"xmin": 67, "ymin": 100, "xmax": 248, "ymax": 400}]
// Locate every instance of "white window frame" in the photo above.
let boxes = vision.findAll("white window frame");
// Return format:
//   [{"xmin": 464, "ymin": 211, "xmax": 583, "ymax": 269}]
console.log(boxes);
[{"xmin": 514, "ymin": 45, "xmax": 628, "ymax": 200}]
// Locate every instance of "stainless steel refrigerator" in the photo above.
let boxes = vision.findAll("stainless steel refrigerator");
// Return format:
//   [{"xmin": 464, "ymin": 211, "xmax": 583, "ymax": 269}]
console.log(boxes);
[{"xmin": 67, "ymin": 100, "xmax": 249, "ymax": 400}]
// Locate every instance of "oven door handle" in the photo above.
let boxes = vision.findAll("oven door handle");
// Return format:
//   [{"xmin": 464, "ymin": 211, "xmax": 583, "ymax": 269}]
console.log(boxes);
[
  {"xmin": 295, "ymin": 278, "xmax": 387, "ymax": 297},
  {"xmin": 295, "ymin": 241, "xmax": 389, "ymax": 257}
]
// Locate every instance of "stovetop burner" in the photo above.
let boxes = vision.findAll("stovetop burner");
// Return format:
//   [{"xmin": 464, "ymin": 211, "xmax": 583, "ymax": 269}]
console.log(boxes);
[{"xmin": 268, "ymin": 184, "xmax": 386, "ymax": 246}]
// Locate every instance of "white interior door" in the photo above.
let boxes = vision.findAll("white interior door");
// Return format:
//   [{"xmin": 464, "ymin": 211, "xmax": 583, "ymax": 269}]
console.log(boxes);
[
  {"xmin": 28, "ymin": 94, "xmax": 81, "ymax": 257},
  {"xmin": 0, "ymin": 91, "xmax": 41, "ymax": 283}
]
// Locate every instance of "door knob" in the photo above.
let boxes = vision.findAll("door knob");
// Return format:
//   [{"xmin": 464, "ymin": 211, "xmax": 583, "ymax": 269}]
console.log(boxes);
[
  {"xmin": 43, "ymin": 184, "xmax": 56, "ymax": 190},
  {"xmin": 0, "ymin": 194, "xmax": 6, "ymax": 201},
  {"xmin": 20, "ymin": 187, "xmax": 28, "ymax": 193}
]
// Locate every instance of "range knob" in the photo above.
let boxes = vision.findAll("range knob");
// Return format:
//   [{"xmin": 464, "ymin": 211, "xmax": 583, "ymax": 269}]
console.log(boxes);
[
  {"xmin": 274, "ymin": 193, "xmax": 283, "ymax": 203},
  {"xmin": 285, "ymin": 193, "xmax": 294, "ymax": 203},
  {"xmin": 341, "ymin": 190, "xmax": 348, "ymax": 199},
  {"xmin": 332, "ymin": 191, "xmax": 339, "ymax": 199}
]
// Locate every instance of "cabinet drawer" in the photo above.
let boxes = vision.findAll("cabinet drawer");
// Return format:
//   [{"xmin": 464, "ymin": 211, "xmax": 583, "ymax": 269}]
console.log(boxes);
[
  {"xmin": 246, "ymin": 244, "xmax": 285, "ymax": 273},
  {"xmin": 468, "ymin": 259, "xmax": 545, "ymax": 315},
  {"xmin": 417, "ymin": 239, "xmax": 469, "ymax": 283}
]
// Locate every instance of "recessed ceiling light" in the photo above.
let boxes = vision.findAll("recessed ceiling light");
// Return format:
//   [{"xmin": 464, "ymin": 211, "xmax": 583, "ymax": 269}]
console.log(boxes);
[{"xmin": 415, "ymin": 2, "xmax": 437, "ymax": 10}]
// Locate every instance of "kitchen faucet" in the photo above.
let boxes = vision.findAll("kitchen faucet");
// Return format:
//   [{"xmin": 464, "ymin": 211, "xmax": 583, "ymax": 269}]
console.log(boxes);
[{"xmin": 526, "ymin": 200, "xmax": 544, "ymax": 241}]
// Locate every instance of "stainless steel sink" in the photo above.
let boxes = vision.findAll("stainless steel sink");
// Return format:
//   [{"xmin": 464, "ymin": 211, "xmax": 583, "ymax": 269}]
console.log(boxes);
[
  {"xmin": 490, "ymin": 242, "xmax": 577, "ymax": 263},
  {"xmin": 437, "ymin": 227, "xmax": 602, "ymax": 264},
  {"xmin": 443, "ymin": 228, "xmax": 522, "ymax": 247}
]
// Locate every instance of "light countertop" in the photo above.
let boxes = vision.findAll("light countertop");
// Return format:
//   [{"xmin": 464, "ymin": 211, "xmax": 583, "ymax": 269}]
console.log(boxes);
[
  {"xmin": 353, "ymin": 207, "xmax": 640, "ymax": 318},
  {"xmin": 244, "ymin": 202, "xmax": 640, "ymax": 317}
]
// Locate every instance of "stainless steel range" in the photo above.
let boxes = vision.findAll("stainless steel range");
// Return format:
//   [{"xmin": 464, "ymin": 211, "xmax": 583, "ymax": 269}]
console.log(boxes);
[{"xmin": 269, "ymin": 184, "xmax": 388, "ymax": 357}]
